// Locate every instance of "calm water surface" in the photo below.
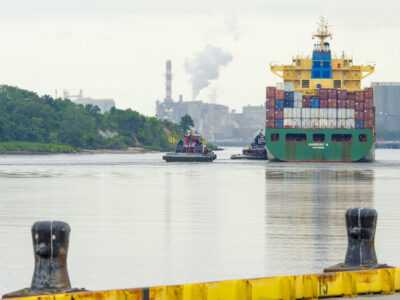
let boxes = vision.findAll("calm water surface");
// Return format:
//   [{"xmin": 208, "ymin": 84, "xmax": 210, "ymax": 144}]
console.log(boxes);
[{"xmin": 1, "ymin": 148, "xmax": 400, "ymax": 294}]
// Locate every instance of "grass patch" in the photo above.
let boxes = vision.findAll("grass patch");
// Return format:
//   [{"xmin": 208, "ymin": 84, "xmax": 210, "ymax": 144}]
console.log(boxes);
[
  {"xmin": 0, "ymin": 142, "xmax": 75, "ymax": 153},
  {"xmin": 140, "ymin": 145, "xmax": 163, "ymax": 151}
]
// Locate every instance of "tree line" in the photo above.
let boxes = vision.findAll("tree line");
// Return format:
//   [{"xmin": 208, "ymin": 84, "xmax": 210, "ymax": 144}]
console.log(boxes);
[{"xmin": 0, "ymin": 85, "xmax": 184, "ymax": 150}]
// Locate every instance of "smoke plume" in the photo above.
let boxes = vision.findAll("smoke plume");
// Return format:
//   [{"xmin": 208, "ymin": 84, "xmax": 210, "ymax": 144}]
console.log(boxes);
[{"xmin": 184, "ymin": 45, "xmax": 233, "ymax": 100}]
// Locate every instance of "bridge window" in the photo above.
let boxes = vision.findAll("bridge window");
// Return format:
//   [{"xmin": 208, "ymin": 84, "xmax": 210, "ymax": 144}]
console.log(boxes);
[
  {"xmin": 286, "ymin": 134, "xmax": 306, "ymax": 142},
  {"xmin": 332, "ymin": 134, "xmax": 352, "ymax": 142},
  {"xmin": 322, "ymin": 71, "xmax": 331, "ymax": 78},
  {"xmin": 271, "ymin": 133, "xmax": 280, "ymax": 142},
  {"xmin": 322, "ymin": 61, "xmax": 331, "ymax": 68},
  {"xmin": 313, "ymin": 61, "xmax": 321, "ymax": 68},
  {"xmin": 359, "ymin": 134, "xmax": 367, "ymax": 142},
  {"xmin": 297, "ymin": 60, "xmax": 301, "ymax": 66},
  {"xmin": 313, "ymin": 134, "xmax": 325, "ymax": 142},
  {"xmin": 313, "ymin": 71, "xmax": 321, "ymax": 78},
  {"xmin": 302, "ymin": 80, "xmax": 310, "ymax": 88},
  {"xmin": 334, "ymin": 80, "xmax": 341, "ymax": 88}
]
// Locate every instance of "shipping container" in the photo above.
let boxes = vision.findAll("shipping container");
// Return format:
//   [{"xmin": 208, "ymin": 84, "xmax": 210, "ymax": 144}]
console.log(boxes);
[
  {"xmin": 347, "ymin": 92, "xmax": 355, "ymax": 100},
  {"xmin": 284, "ymin": 119, "xmax": 293, "ymax": 128},
  {"xmin": 302, "ymin": 96, "xmax": 311, "ymax": 108},
  {"xmin": 276, "ymin": 90, "xmax": 285, "ymax": 100},
  {"xmin": 266, "ymin": 87, "xmax": 276, "ymax": 99},
  {"xmin": 346, "ymin": 109, "xmax": 355, "ymax": 119},
  {"xmin": 310, "ymin": 108, "xmax": 319, "ymax": 118},
  {"xmin": 337, "ymin": 119, "xmax": 346, "ymax": 129},
  {"xmin": 346, "ymin": 99, "xmax": 355, "ymax": 109},
  {"xmin": 364, "ymin": 119, "xmax": 374, "ymax": 129},
  {"xmin": 276, "ymin": 82, "xmax": 285, "ymax": 90},
  {"xmin": 294, "ymin": 100, "xmax": 302, "ymax": 108},
  {"xmin": 284, "ymin": 100, "xmax": 294, "ymax": 108},
  {"xmin": 328, "ymin": 88, "xmax": 338, "ymax": 98},
  {"xmin": 328, "ymin": 108, "xmax": 337, "ymax": 119},
  {"xmin": 319, "ymin": 99, "xmax": 328, "ymax": 108},
  {"xmin": 266, "ymin": 108, "xmax": 275, "ymax": 118},
  {"xmin": 311, "ymin": 98, "xmax": 320, "ymax": 108},
  {"xmin": 275, "ymin": 119, "xmax": 284, "ymax": 129},
  {"xmin": 345, "ymin": 119, "xmax": 355, "ymax": 129},
  {"xmin": 310, "ymin": 118, "xmax": 319, "ymax": 128},
  {"xmin": 266, "ymin": 119, "xmax": 275, "ymax": 128},
  {"xmin": 284, "ymin": 108, "xmax": 293, "ymax": 119},
  {"xmin": 364, "ymin": 108, "xmax": 374, "ymax": 120},
  {"xmin": 293, "ymin": 108, "xmax": 302, "ymax": 118},
  {"xmin": 275, "ymin": 109, "xmax": 284, "ymax": 119},
  {"xmin": 337, "ymin": 99, "xmax": 346, "ymax": 108},
  {"xmin": 327, "ymin": 119, "xmax": 337, "ymax": 128},
  {"xmin": 338, "ymin": 90, "xmax": 347, "ymax": 100},
  {"xmin": 266, "ymin": 98, "xmax": 275, "ymax": 108},
  {"xmin": 364, "ymin": 98, "xmax": 373, "ymax": 109},
  {"xmin": 285, "ymin": 91, "xmax": 294, "ymax": 100},
  {"xmin": 294, "ymin": 91, "xmax": 303, "ymax": 101},
  {"xmin": 328, "ymin": 98, "xmax": 337, "ymax": 108},
  {"xmin": 285, "ymin": 82, "xmax": 294, "ymax": 92},
  {"xmin": 338, "ymin": 108, "xmax": 347, "ymax": 119},
  {"xmin": 355, "ymin": 120, "xmax": 364, "ymax": 129},
  {"xmin": 301, "ymin": 119, "xmax": 311, "ymax": 129},
  {"xmin": 302, "ymin": 108, "xmax": 311, "ymax": 118},
  {"xmin": 275, "ymin": 100, "xmax": 284, "ymax": 110},
  {"xmin": 364, "ymin": 87, "xmax": 374, "ymax": 99},
  {"xmin": 355, "ymin": 101, "xmax": 364, "ymax": 111},
  {"xmin": 293, "ymin": 119, "xmax": 301, "ymax": 128},
  {"xmin": 319, "ymin": 108, "xmax": 328, "ymax": 119},
  {"xmin": 355, "ymin": 110, "xmax": 364, "ymax": 120},
  {"xmin": 319, "ymin": 118, "xmax": 328, "ymax": 128},
  {"xmin": 319, "ymin": 89, "xmax": 329, "ymax": 99},
  {"xmin": 355, "ymin": 91, "xmax": 364, "ymax": 101}
]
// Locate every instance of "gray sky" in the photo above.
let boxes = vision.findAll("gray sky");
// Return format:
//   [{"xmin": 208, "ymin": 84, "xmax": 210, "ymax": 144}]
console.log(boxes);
[{"xmin": 0, "ymin": 0, "xmax": 399, "ymax": 115}]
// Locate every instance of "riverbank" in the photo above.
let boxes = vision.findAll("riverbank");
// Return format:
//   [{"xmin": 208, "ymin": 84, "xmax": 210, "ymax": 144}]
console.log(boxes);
[
  {"xmin": 81, "ymin": 147, "xmax": 160, "ymax": 154},
  {"xmin": 0, "ymin": 142, "xmax": 75, "ymax": 153}
]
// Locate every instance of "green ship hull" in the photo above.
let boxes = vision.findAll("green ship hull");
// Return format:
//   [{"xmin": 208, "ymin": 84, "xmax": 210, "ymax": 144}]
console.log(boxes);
[{"xmin": 265, "ymin": 128, "xmax": 375, "ymax": 162}]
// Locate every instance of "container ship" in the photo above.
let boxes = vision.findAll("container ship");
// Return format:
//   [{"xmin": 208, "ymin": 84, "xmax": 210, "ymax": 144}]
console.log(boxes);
[{"xmin": 265, "ymin": 17, "xmax": 375, "ymax": 162}]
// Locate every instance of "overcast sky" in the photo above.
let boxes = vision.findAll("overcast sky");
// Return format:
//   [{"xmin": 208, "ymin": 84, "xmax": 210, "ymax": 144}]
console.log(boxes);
[{"xmin": 0, "ymin": 0, "xmax": 399, "ymax": 115}]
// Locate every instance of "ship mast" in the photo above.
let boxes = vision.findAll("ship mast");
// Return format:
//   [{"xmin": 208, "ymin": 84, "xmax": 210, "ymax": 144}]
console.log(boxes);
[{"xmin": 313, "ymin": 16, "xmax": 332, "ymax": 47}]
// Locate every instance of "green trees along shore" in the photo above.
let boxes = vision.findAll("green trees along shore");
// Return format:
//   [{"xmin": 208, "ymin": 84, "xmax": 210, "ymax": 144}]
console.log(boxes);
[{"xmin": 0, "ymin": 85, "xmax": 183, "ymax": 152}]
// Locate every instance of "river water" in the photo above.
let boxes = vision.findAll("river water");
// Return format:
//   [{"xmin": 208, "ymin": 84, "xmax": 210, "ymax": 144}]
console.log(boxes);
[{"xmin": 1, "ymin": 148, "xmax": 400, "ymax": 294}]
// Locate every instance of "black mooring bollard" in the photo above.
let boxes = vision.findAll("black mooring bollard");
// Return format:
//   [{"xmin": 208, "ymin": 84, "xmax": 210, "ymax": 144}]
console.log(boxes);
[
  {"xmin": 3, "ymin": 221, "xmax": 82, "ymax": 298},
  {"xmin": 324, "ymin": 207, "xmax": 392, "ymax": 272}
]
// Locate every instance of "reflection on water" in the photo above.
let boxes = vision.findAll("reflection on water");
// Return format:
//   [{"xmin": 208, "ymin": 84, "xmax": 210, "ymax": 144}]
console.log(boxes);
[{"xmin": 1, "ymin": 149, "xmax": 400, "ymax": 295}]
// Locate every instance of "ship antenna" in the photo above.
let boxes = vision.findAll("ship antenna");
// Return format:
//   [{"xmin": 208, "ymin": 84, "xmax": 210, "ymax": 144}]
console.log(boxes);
[{"xmin": 313, "ymin": 16, "xmax": 332, "ymax": 47}]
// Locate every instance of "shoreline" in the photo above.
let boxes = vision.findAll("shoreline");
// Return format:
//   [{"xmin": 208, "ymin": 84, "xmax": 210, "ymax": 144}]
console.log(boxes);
[{"xmin": 0, "ymin": 147, "xmax": 161, "ymax": 155}]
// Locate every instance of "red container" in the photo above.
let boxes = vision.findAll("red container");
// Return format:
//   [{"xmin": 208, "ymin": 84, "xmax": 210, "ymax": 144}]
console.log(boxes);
[
  {"xmin": 284, "ymin": 125, "xmax": 293, "ymax": 129},
  {"xmin": 346, "ymin": 99, "xmax": 355, "ymax": 109},
  {"xmin": 337, "ymin": 99, "xmax": 346, "ymax": 108},
  {"xmin": 266, "ymin": 108, "xmax": 275, "ymax": 118},
  {"xmin": 355, "ymin": 91, "xmax": 364, "ymax": 101},
  {"xmin": 355, "ymin": 111, "xmax": 364, "ymax": 120},
  {"xmin": 364, "ymin": 108, "xmax": 374, "ymax": 120},
  {"xmin": 355, "ymin": 101, "xmax": 364, "ymax": 111},
  {"xmin": 364, "ymin": 98, "xmax": 374, "ymax": 109},
  {"xmin": 266, "ymin": 87, "xmax": 276, "ymax": 99},
  {"xmin": 328, "ymin": 89, "xmax": 338, "ymax": 98},
  {"xmin": 266, "ymin": 98, "xmax": 275, "ymax": 108},
  {"xmin": 276, "ymin": 90, "xmax": 285, "ymax": 100},
  {"xmin": 274, "ymin": 109, "xmax": 283, "ymax": 119},
  {"xmin": 328, "ymin": 98, "xmax": 337, "ymax": 108},
  {"xmin": 266, "ymin": 119, "xmax": 275, "ymax": 128},
  {"xmin": 319, "ymin": 89, "xmax": 329, "ymax": 99},
  {"xmin": 364, "ymin": 120, "xmax": 374, "ymax": 129},
  {"xmin": 302, "ymin": 96, "xmax": 311, "ymax": 108},
  {"xmin": 319, "ymin": 99, "xmax": 328, "ymax": 108},
  {"xmin": 364, "ymin": 87, "xmax": 374, "ymax": 99},
  {"xmin": 337, "ymin": 90, "xmax": 347, "ymax": 100}
]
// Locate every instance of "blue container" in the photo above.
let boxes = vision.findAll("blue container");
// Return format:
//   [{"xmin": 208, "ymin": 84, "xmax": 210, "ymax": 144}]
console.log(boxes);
[
  {"xmin": 275, "ymin": 100, "xmax": 284, "ymax": 110},
  {"xmin": 355, "ymin": 120, "xmax": 364, "ymax": 129},
  {"xmin": 310, "ymin": 98, "xmax": 320, "ymax": 108},
  {"xmin": 284, "ymin": 100, "xmax": 294, "ymax": 108},
  {"xmin": 285, "ymin": 91, "xmax": 294, "ymax": 101},
  {"xmin": 275, "ymin": 119, "xmax": 283, "ymax": 129}
]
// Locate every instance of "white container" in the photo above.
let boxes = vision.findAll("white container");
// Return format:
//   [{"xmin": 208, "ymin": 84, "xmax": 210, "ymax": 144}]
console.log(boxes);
[
  {"xmin": 327, "ymin": 119, "xmax": 337, "ymax": 128},
  {"xmin": 346, "ymin": 109, "xmax": 355, "ymax": 119},
  {"xmin": 284, "ymin": 108, "xmax": 293, "ymax": 119},
  {"xmin": 302, "ymin": 108, "xmax": 311, "ymax": 118},
  {"xmin": 345, "ymin": 119, "xmax": 355, "ymax": 129},
  {"xmin": 284, "ymin": 118, "xmax": 293, "ymax": 128},
  {"xmin": 294, "ymin": 91, "xmax": 303, "ymax": 101},
  {"xmin": 319, "ymin": 119, "xmax": 328, "ymax": 128},
  {"xmin": 328, "ymin": 108, "xmax": 337, "ymax": 119},
  {"xmin": 301, "ymin": 119, "xmax": 311, "ymax": 129},
  {"xmin": 319, "ymin": 108, "xmax": 328, "ymax": 119},
  {"xmin": 293, "ymin": 108, "xmax": 302, "ymax": 118},
  {"xmin": 276, "ymin": 82, "xmax": 285, "ymax": 90},
  {"xmin": 310, "ymin": 118, "xmax": 319, "ymax": 128},
  {"xmin": 337, "ymin": 119, "xmax": 346, "ymax": 128},
  {"xmin": 293, "ymin": 118, "xmax": 301, "ymax": 128},
  {"xmin": 338, "ymin": 108, "xmax": 347, "ymax": 119},
  {"xmin": 311, "ymin": 108, "xmax": 319, "ymax": 118},
  {"xmin": 285, "ymin": 82, "xmax": 294, "ymax": 91},
  {"xmin": 294, "ymin": 100, "xmax": 302, "ymax": 108}
]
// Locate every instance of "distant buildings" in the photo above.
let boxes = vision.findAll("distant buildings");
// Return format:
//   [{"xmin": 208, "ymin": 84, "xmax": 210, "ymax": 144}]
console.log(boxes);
[
  {"xmin": 63, "ymin": 90, "xmax": 115, "ymax": 113},
  {"xmin": 372, "ymin": 82, "xmax": 400, "ymax": 131}
]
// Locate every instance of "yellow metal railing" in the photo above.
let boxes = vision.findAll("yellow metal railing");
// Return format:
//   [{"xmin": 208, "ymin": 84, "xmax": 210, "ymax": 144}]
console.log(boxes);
[{"xmin": 6, "ymin": 268, "xmax": 400, "ymax": 300}]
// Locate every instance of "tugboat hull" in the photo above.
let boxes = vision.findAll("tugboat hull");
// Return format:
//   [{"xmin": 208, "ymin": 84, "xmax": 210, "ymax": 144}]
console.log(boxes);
[{"xmin": 163, "ymin": 153, "xmax": 216, "ymax": 162}]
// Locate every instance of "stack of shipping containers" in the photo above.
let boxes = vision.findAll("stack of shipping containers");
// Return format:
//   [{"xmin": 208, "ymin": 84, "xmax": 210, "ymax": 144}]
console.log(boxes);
[{"xmin": 266, "ymin": 83, "xmax": 375, "ymax": 130}]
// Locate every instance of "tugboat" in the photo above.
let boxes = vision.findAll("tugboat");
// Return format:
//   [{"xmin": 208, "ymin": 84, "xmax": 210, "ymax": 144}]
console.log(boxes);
[
  {"xmin": 231, "ymin": 131, "xmax": 268, "ymax": 160},
  {"xmin": 163, "ymin": 130, "xmax": 217, "ymax": 162}
]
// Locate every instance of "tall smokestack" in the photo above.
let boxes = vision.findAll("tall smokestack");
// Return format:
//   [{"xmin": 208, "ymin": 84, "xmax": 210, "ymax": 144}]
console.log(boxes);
[{"xmin": 166, "ymin": 60, "xmax": 172, "ymax": 100}]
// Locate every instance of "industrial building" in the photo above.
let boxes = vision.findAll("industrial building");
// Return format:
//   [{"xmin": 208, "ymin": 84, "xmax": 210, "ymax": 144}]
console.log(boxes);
[
  {"xmin": 372, "ymin": 82, "xmax": 400, "ymax": 132},
  {"xmin": 156, "ymin": 61, "xmax": 265, "ymax": 142},
  {"xmin": 63, "ymin": 90, "xmax": 115, "ymax": 113}
]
